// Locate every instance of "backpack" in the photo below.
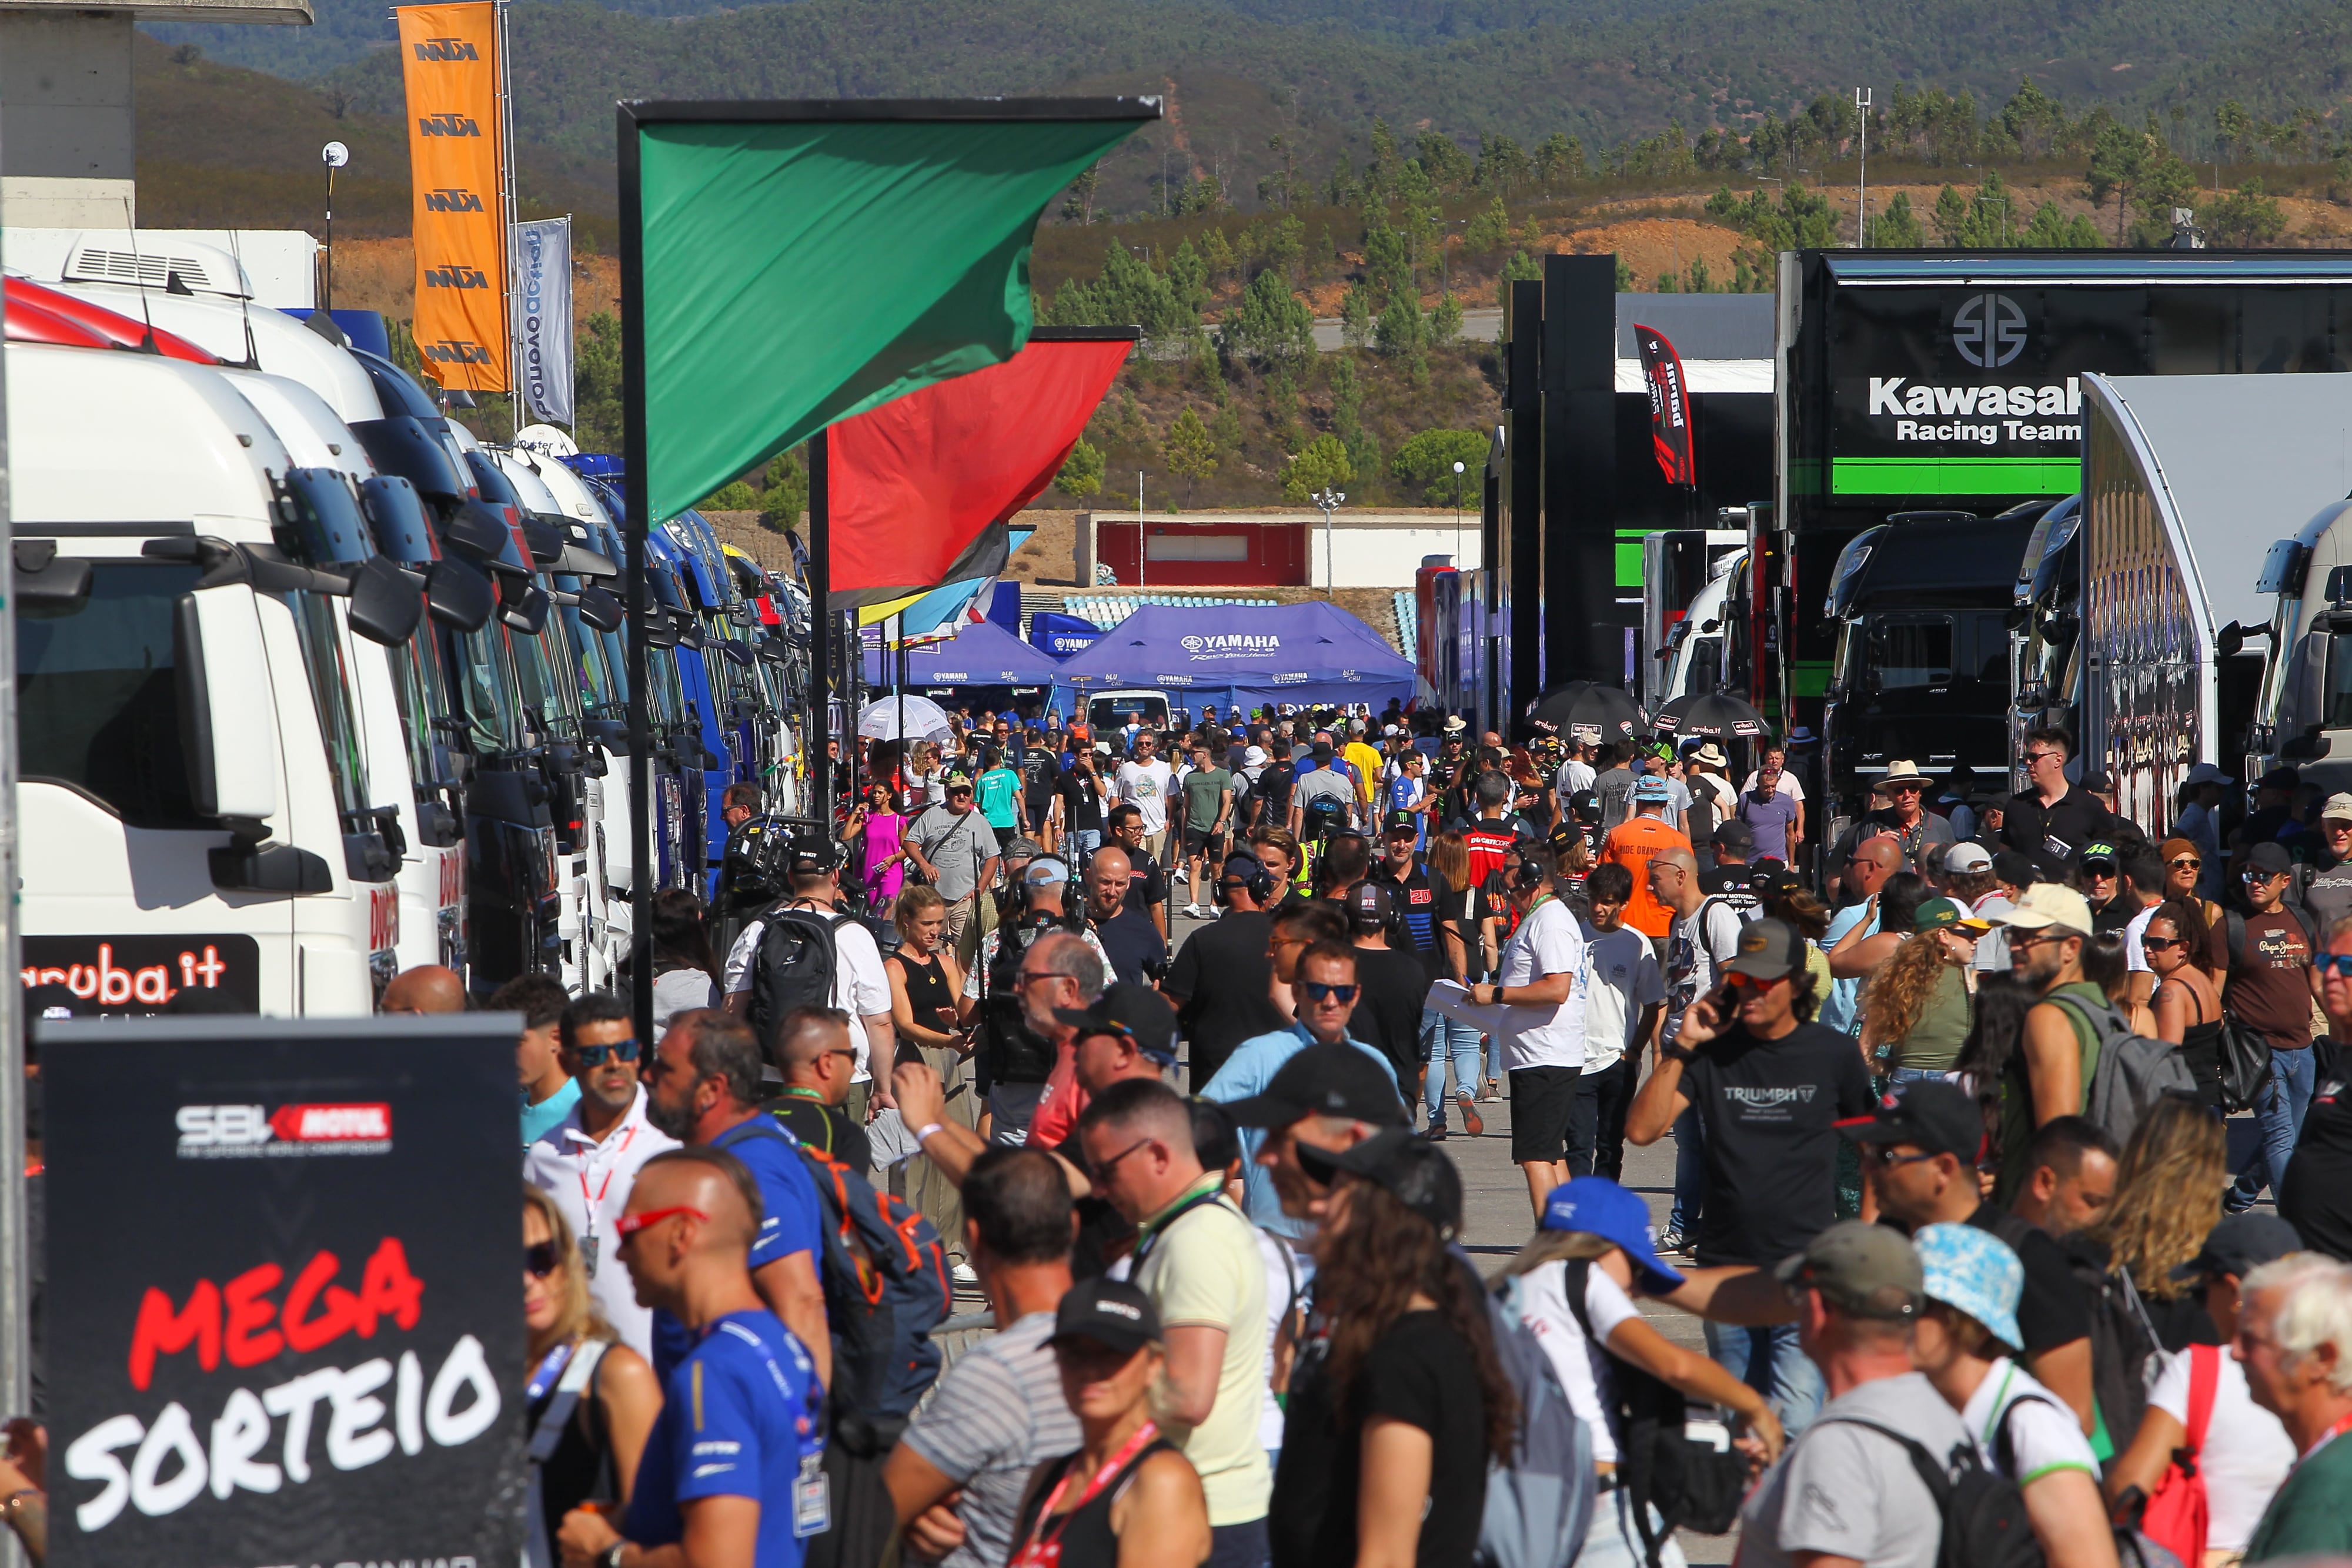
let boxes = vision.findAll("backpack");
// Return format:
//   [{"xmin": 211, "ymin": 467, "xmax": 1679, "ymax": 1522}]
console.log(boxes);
[
  {"xmin": 2041, "ymin": 992, "xmax": 2199, "ymax": 1148},
  {"xmin": 1816, "ymin": 1414, "xmax": 2043, "ymax": 1568},
  {"xmin": 2132, "ymin": 1344, "xmax": 2220, "ymax": 1567},
  {"xmin": 1561, "ymin": 1260, "xmax": 1748, "ymax": 1563},
  {"xmin": 745, "ymin": 904, "xmax": 847, "ymax": 1053},
  {"xmin": 1476, "ymin": 1273, "xmax": 1599, "ymax": 1568},
  {"xmin": 774, "ymin": 1119, "xmax": 952, "ymax": 1426},
  {"xmin": 2070, "ymin": 1248, "xmax": 2171, "ymax": 1458}
]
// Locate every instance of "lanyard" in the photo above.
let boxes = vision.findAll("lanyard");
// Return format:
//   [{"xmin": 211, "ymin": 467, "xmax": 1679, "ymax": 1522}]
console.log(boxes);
[
  {"xmin": 1018, "ymin": 1422, "xmax": 1161, "ymax": 1555},
  {"xmin": 2302, "ymin": 1410, "xmax": 2352, "ymax": 1465},
  {"xmin": 1131, "ymin": 1178, "xmax": 1226, "ymax": 1268},
  {"xmin": 576, "ymin": 1120, "xmax": 639, "ymax": 1238},
  {"xmin": 526, "ymin": 1342, "xmax": 576, "ymax": 1403}
]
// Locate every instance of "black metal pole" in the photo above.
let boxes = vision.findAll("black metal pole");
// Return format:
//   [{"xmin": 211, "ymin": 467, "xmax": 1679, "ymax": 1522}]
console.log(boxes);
[
  {"xmin": 809, "ymin": 428, "xmax": 831, "ymax": 821},
  {"xmin": 617, "ymin": 105, "xmax": 654, "ymax": 1045}
]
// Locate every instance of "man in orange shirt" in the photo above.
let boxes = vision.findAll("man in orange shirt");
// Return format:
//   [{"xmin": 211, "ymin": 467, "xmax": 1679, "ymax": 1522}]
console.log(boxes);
[{"xmin": 1604, "ymin": 775, "xmax": 1692, "ymax": 940}]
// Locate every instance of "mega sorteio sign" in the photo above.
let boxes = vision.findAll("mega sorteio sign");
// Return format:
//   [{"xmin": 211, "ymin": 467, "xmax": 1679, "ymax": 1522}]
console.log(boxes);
[{"xmin": 42, "ymin": 1013, "xmax": 525, "ymax": 1568}]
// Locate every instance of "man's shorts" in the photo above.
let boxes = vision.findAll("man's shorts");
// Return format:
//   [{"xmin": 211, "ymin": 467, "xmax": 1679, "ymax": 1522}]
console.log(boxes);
[
  {"xmin": 1183, "ymin": 824, "xmax": 1224, "ymax": 859},
  {"xmin": 1509, "ymin": 1065, "xmax": 1581, "ymax": 1164}
]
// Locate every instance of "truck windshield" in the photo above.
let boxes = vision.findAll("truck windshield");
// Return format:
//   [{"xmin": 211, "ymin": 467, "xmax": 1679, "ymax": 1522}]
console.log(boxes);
[
  {"xmin": 443, "ymin": 624, "xmax": 524, "ymax": 755},
  {"xmin": 389, "ymin": 632, "xmax": 449, "ymax": 791},
  {"xmin": 19, "ymin": 561, "xmax": 205, "ymax": 828},
  {"xmin": 288, "ymin": 593, "xmax": 375, "ymax": 821}
]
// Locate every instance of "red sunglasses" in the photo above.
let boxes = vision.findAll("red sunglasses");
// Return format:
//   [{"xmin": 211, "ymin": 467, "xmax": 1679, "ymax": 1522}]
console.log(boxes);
[{"xmin": 614, "ymin": 1205, "xmax": 709, "ymax": 1239}]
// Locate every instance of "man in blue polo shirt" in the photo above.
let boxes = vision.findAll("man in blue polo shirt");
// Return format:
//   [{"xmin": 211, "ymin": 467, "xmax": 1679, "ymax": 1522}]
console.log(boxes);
[
  {"xmin": 640, "ymin": 1009, "xmax": 831, "ymax": 1390},
  {"xmin": 558, "ymin": 1147, "xmax": 828, "ymax": 1568}
]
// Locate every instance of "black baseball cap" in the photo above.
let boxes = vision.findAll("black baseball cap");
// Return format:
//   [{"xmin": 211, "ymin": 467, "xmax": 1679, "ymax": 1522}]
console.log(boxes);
[
  {"xmin": 2078, "ymin": 770, "xmax": 2114, "ymax": 794},
  {"xmin": 1713, "ymin": 818, "xmax": 1756, "ymax": 854},
  {"xmin": 1383, "ymin": 810, "xmax": 1419, "ymax": 838},
  {"xmin": 1344, "ymin": 880, "xmax": 1392, "ymax": 932},
  {"xmin": 1721, "ymin": 917, "xmax": 1805, "ymax": 981},
  {"xmin": 1837, "ymin": 1079, "xmax": 1984, "ymax": 1164},
  {"xmin": 1051, "ymin": 1278, "xmax": 1161, "ymax": 1355},
  {"xmin": 1992, "ymin": 849, "xmax": 2039, "ymax": 887},
  {"xmin": 1217, "ymin": 852, "xmax": 1266, "ymax": 889},
  {"xmin": 2171, "ymin": 1213, "xmax": 2301, "ymax": 1283},
  {"xmin": 2248, "ymin": 841, "xmax": 2296, "ymax": 876},
  {"xmin": 1296, "ymin": 1125, "xmax": 1464, "ymax": 1240},
  {"xmin": 2080, "ymin": 841, "xmax": 2120, "ymax": 870},
  {"xmin": 786, "ymin": 833, "xmax": 840, "ymax": 874},
  {"xmin": 1221, "ymin": 1041, "xmax": 1409, "ymax": 1129},
  {"xmin": 1055, "ymin": 981, "xmax": 1178, "ymax": 1065}
]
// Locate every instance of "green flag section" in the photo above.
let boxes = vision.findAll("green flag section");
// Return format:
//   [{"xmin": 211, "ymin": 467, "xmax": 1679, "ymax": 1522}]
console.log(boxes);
[
  {"xmin": 623, "ymin": 100, "xmax": 1158, "ymax": 523},
  {"xmin": 1830, "ymin": 456, "xmax": 2082, "ymax": 496}
]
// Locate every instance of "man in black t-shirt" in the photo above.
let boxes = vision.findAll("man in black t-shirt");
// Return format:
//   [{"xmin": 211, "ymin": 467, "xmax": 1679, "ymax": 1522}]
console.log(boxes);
[
  {"xmin": 1342, "ymin": 881, "xmax": 1433, "ymax": 1095},
  {"xmin": 1107, "ymin": 804, "xmax": 1171, "ymax": 941},
  {"xmin": 1084, "ymin": 846, "xmax": 1167, "ymax": 988},
  {"xmin": 768, "ymin": 1004, "xmax": 873, "ymax": 1175},
  {"xmin": 1696, "ymin": 819, "xmax": 1761, "ymax": 905},
  {"xmin": 1622, "ymin": 917, "xmax": 1874, "ymax": 1432},
  {"xmin": 1846, "ymin": 1078, "xmax": 2097, "ymax": 1435},
  {"xmin": 1165, "ymin": 854, "xmax": 1288, "ymax": 1090}
]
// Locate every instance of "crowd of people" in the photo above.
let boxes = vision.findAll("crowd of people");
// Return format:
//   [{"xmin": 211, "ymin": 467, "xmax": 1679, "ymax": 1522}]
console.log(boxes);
[{"xmin": 19, "ymin": 701, "xmax": 2352, "ymax": 1568}]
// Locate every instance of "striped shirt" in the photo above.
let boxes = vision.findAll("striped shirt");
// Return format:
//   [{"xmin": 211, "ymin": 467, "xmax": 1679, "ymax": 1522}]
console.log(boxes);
[{"xmin": 898, "ymin": 1311, "xmax": 1082, "ymax": 1568}]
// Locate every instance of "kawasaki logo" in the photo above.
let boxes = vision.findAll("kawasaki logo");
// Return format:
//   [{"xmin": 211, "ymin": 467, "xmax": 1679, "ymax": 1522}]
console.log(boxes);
[
  {"xmin": 412, "ymin": 36, "xmax": 479, "ymax": 59},
  {"xmin": 1179, "ymin": 633, "xmax": 1281, "ymax": 653},
  {"xmin": 417, "ymin": 113, "xmax": 481, "ymax": 137},
  {"xmin": 423, "ymin": 340, "xmax": 492, "ymax": 363},
  {"xmin": 1953, "ymin": 292, "xmax": 2029, "ymax": 367},
  {"xmin": 425, "ymin": 266, "xmax": 489, "ymax": 289},
  {"xmin": 425, "ymin": 188, "xmax": 485, "ymax": 212},
  {"xmin": 1867, "ymin": 379, "xmax": 2080, "ymax": 418}
]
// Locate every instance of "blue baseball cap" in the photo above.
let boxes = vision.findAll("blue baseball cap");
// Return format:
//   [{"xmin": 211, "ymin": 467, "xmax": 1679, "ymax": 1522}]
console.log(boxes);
[
  {"xmin": 1915, "ymin": 1222, "xmax": 2024, "ymax": 1353},
  {"xmin": 1631, "ymin": 776, "xmax": 1673, "ymax": 803},
  {"xmin": 1541, "ymin": 1177, "xmax": 1685, "ymax": 1294}
]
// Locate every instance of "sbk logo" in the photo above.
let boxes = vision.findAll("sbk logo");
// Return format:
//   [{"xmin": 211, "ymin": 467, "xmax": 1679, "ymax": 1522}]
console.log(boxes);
[{"xmin": 176, "ymin": 1102, "xmax": 393, "ymax": 1158}]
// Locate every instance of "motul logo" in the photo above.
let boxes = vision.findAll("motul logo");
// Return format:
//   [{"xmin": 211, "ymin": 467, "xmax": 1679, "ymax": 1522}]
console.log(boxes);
[
  {"xmin": 425, "ymin": 266, "xmax": 489, "ymax": 289},
  {"xmin": 425, "ymin": 188, "xmax": 484, "ymax": 213},
  {"xmin": 273, "ymin": 1102, "xmax": 392, "ymax": 1141},
  {"xmin": 412, "ymin": 36, "xmax": 479, "ymax": 59},
  {"xmin": 423, "ymin": 340, "xmax": 492, "ymax": 363},
  {"xmin": 417, "ymin": 113, "xmax": 481, "ymax": 137}
]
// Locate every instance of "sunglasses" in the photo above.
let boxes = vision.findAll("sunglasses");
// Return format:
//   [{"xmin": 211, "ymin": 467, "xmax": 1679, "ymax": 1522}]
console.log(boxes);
[
  {"xmin": 1301, "ymin": 981, "xmax": 1359, "ymax": 1004},
  {"xmin": 2170, "ymin": 857, "xmax": 2202, "ymax": 870},
  {"xmin": 2007, "ymin": 930, "xmax": 2071, "ymax": 951},
  {"xmin": 1088, "ymin": 1136, "xmax": 1152, "ymax": 1179},
  {"xmin": 2316, "ymin": 953, "xmax": 2352, "ymax": 978},
  {"xmin": 526, "ymin": 1240, "xmax": 560, "ymax": 1278},
  {"xmin": 2243, "ymin": 868, "xmax": 2287, "ymax": 883},
  {"xmin": 572, "ymin": 1038, "xmax": 641, "ymax": 1066},
  {"xmin": 2141, "ymin": 935, "xmax": 2186, "ymax": 952},
  {"xmin": 614, "ymin": 1204, "xmax": 708, "ymax": 1239},
  {"xmin": 1863, "ymin": 1146, "xmax": 1940, "ymax": 1170}
]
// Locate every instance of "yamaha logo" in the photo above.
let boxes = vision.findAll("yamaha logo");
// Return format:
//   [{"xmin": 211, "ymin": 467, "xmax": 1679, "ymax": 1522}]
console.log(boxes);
[
  {"xmin": 1181, "ymin": 636, "xmax": 1204, "ymax": 651},
  {"xmin": 1953, "ymin": 293, "xmax": 2028, "ymax": 369}
]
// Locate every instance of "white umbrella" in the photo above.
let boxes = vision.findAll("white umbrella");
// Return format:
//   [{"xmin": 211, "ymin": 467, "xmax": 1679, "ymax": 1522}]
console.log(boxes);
[{"xmin": 857, "ymin": 693, "xmax": 954, "ymax": 743}]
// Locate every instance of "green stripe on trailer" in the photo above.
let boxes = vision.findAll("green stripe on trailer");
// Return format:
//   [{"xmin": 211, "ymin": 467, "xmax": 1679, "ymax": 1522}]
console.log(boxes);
[
  {"xmin": 1615, "ymin": 529, "xmax": 1646, "ymax": 587},
  {"xmin": 1830, "ymin": 457, "xmax": 2080, "ymax": 496},
  {"xmin": 1792, "ymin": 659, "xmax": 1833, "ymax": 698}
]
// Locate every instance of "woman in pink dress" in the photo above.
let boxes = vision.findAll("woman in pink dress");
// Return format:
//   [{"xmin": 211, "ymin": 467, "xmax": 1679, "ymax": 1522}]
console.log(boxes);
[{"xmin": 843, "ymin": 782, "xmax": 910, "ymax": 911}]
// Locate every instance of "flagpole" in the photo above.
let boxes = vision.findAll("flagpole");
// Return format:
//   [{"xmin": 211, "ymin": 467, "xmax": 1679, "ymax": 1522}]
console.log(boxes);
[
  {"xmin": 809, "ymin": 428, "xmax": 831, "ymax": 821},
  {"xmin": 496, "ymin": 0, "xmax": 520, "ymax": 442},
  {"xmin": 616, "ymin": 104, "xmax": 655, "ymax": 1049}
]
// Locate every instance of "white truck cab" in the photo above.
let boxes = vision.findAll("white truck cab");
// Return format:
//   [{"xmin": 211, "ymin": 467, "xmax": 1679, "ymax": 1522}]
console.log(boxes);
[{"xmin": 7, "ymin": 342, "xmax": 409, "ymax": 1014}]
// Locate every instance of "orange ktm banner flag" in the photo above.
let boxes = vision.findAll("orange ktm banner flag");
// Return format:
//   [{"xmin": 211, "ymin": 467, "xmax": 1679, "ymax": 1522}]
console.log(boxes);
[{"xmin": 397, "ymin": 3, "xmax": 507, "ymax": 391}]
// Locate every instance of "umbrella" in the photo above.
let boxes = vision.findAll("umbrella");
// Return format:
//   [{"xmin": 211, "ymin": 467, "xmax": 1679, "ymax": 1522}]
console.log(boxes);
[
  {"xmin": 857, "ymin": 693, "xmax": 954, "ymax": 743},
  {"xmin": 1525, "ymin": 681, "xmax": 1643, "ymax": 743},
  {"xmin": 1653, "ymin": 688, "xmax": 1769, "ymax": 739}
]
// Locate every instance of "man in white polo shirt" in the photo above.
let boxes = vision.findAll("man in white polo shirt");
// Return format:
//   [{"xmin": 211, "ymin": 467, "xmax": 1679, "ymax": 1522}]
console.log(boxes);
[
  {"xmin": 1464, "ymin": 843, "xmax": 1588, "ymax": 1216},
  {"xmin": 524, "ymin": 991, "xmax": 681, "ymax": 1360}
]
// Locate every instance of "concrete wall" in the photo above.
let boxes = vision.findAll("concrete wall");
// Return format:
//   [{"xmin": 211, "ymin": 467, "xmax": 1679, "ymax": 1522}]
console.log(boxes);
[
  {"xmin": 1, "ymin": 13, "xmax": 135, "ymax": 185},
  {"xmin": 1078, "ymin": 510, "xmax": 1483, "ymax": 590}
]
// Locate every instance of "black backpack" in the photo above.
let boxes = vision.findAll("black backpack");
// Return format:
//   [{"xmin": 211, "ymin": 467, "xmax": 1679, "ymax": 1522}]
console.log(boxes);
[
  {"xmin": 1563, "ymin": 1261, "xmax": 1748, "ymax": 1564},
  {"xmin": 746, "ymin": 903, "xmax": 846, "ymax": 1053},
  {"xmin": 1816, "ymin": 1415, "xmax": 2043, "ymax": 1568},
  {"xmin": 977, "ymin": 912, "xmax": 1061, "ymax": 1085}
]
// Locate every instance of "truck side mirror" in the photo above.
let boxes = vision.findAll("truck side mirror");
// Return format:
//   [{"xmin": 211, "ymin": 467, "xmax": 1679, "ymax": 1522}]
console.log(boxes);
[
  {"xmin": 346, "ymin": 554, "xmax": 425, "ymax": 646},
  {"xmin": 426, "ymin": 558, "xmax": 495, "ymax": 631},
  {"xmin": 173, "ymin": 587, "xmax": 281, "ymax": 825},
  {"xmin": 13, "ymin": 540, "xmax": 91, "ymax": 610},
  {"xmin": 574, "ymin": 584, "xmax": 624, "ymax": 633},
  {"xmin": 2217, "ymin": 621, "xmax": 2245, "ymax": 660}
]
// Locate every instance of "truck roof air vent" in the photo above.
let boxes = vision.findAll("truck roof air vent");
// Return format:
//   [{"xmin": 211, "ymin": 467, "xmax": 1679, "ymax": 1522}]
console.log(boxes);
[{"xmin": 60, "ymin": 236, "xmax": 253, "ymax": 299}]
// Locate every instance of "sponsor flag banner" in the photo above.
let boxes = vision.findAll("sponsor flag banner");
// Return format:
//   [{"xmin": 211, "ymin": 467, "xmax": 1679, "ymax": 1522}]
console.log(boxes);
[
  {"xmin": 622, "ymin": 101, "xmax": 1158, "ymax": 524},
  {"xmin": 827, "ymin": 333, "xmax": 1132, "ymax": 607},
  {"xmin": 1633, "ymin": 322, "xmax": 1695, "ymax": 487},
  {"xmin": 398, "ymin": 2, "xmax": 507, "ymax": 392},
  {"xmin": 516, "ymin": 216, "xmax": 573, "ymax": 424},
  {"xmin": 42, "ymin": 1014, "xmax": 524, "ymax": 1568}
]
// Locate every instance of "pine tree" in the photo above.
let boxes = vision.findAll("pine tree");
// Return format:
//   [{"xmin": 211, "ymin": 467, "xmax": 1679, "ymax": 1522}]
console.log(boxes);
[
  {"xmin": 1056, "ymin": 439, "xmax": 1105, "ymax": 499},
  {"xmin": 1163, "ymin": 409, "xmax": 1218, "ymax": 506}
]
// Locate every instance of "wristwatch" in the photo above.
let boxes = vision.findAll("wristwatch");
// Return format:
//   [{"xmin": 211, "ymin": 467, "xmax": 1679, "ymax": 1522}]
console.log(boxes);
[
  {"xmin": 1661, "ymin": 1044, "xmax": 1696, "ymax": 1065},
  {"xmin": 601, "ymin": 1542, "xmax": 627, "ymax": 1568}
]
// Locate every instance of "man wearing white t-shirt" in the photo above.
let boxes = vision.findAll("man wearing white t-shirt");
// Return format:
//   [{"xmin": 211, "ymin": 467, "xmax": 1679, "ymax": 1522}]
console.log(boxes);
[
  {"xmin": 2104, "ymin": 1215, "xmax": 2300, "ymax": 1558},
  {"xmin": 1553, "ymin": 740, "xmax": 1598, "ymax": 806},
  {"xmin": 1115, "ymin": 732, "xmax": 1177, "ymax": 862},
  {"xmin": 1575, "ymin": 862, "xmax": 1663, "ymax": 1183},
  {"xmin": 1464, "ymin": 845, "xmax": 1588, "ymax": 1214},
  {"xmin": 524, "ymin": 992, "xmax": 683, "ymax": 1360},
  {"xmin": 723, "ymin": 835, "xmax": 894, "ymax": 1121}
]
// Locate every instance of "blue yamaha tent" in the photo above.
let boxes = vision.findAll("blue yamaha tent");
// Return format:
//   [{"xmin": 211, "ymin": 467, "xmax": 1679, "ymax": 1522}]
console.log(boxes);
[
  {"xmin": 1056, "ymin": 600, "xmax": 1414, "ymax": 714},
  {"xmin": 863, "ymin": 618, "xmax": 1070, "ymax": 710}
]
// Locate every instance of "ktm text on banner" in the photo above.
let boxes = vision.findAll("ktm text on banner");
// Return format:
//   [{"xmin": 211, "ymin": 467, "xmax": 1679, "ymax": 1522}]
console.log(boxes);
[{"xmin": 397, "ymin": 2, "xmax": 508, "ymax": 391}]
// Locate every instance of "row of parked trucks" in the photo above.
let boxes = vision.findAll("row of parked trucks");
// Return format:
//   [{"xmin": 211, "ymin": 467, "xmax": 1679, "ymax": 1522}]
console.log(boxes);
[{"xmin": 5, "ymin": 235, "xmax": 814, "ymax": 1014}]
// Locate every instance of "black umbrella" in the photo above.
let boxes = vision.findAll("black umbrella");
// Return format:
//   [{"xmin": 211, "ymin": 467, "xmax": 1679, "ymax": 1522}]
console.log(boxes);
[
  {"xmin": 1526, "ymin": 681, "xmax": 1643, "ymax": 743},
  {"xmin": 1653, "ymin": 687, "xmax": 1770, "ymax": 739}
]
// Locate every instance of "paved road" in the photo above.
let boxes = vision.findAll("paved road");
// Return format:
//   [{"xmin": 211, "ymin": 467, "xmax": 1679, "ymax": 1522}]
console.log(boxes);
[{"xmin": 1308, "ymin": 306, "xmax": 1503, "ymax": 352}]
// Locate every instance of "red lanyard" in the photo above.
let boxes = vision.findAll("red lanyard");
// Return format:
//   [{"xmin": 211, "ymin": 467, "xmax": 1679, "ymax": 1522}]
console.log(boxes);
[
  {"xmin": 577, "ymin": 1121, "xmax": 639, "ymax": 1233},
  {"xmin": 1009, "ymin": 1421, "xmax": 1159, "ymax": 1567},
  {"xmin": 2303, "ymin": 1410, "xmax": 2352, "ymax": 1464}
]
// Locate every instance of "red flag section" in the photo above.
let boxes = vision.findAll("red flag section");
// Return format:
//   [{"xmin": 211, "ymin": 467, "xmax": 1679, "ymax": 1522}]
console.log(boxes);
[
  {"xmin": 1633, "ymin": 322, "xmax": 1696, "ymax": 489},
  {"xmin": 827, "ymin": 334, "xmax": 1134, "ymax": 606}
]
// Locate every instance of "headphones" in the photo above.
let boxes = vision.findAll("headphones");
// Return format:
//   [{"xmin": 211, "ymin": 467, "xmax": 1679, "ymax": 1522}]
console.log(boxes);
[{"xmin": 1216, "ymin": 854, "xmax": 1277, "ymax": 907}]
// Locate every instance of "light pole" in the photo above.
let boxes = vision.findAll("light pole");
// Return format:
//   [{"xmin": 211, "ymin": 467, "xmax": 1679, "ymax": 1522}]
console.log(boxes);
[
  {"xmin": 1854, "ymin": 88, "xmax": 1871, "ymax": 248},
  {"xmin": 1312, "ymin": 486, "xmax": 1344, "ymax": 599},
  {"xmin": 1452, "ymin": 459, "xmax": 1466, "ymax": 562},
  {"xmin": 322, "ymin": 140, "xmax": 348, "ymax": 310}
]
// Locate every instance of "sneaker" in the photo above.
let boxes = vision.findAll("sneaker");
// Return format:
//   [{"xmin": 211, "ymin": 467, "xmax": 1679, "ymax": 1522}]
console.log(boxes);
[
  {"xmin": 1456, "ymin": 1092, "xmax": 1484, "ymax": 1139},
  {"xmin": 1425, "ymin": 1126, "xmax": 1449, "ymax": 1142},
  {"xmin": 1171, "ymin": 867, "xmax": 1189, "ymax": 883},
  {"xmin": 1656, "ymin": 1230, "xmax": 1692, "ymax": 1257},
  {"xmin": 1185, "ymin": 903, "xmax": 1202, "ymax": 918},
  {"xmin": 1482, "ymin": 1081, "xmax": 1504, "ymax": 1102},
  {"xmin": 951, "ymin": 1262, "xmax": 980, "ymax": 1285}
]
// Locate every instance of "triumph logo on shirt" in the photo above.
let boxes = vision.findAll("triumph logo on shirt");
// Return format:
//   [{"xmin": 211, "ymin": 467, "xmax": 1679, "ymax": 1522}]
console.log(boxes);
[{"xmin": 1723, "ymin": 1086, "xmax": 1818, "ymax": 1107}]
